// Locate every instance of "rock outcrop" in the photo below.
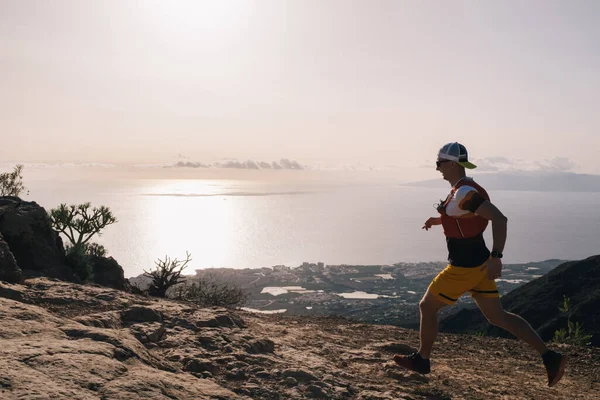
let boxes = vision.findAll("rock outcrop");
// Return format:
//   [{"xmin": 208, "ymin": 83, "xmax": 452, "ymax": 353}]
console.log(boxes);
[
  {"xmin": 0, "ymin": 196, "xmax": 126, "ymax": 289},
  {"xmin": 0, "ymin": 197, "xmax": 72, "ymax": 282},
  {"xmin": 90, "ymin": 255, "xmax": 127, "ymax": 290},
  {"xmin": 0, "ymin": 278, "xmax": 598, "ymax": 399}
]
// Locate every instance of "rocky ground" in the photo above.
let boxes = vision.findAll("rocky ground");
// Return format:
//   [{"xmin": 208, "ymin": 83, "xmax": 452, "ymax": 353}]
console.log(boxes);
[{"xmin": 0, "ymin": 278, "xmax": 598, "ymax": 400}]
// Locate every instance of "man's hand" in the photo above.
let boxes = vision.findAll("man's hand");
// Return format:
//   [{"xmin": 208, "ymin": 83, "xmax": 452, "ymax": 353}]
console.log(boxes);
[
  {"xmin": 422, "ymin": 217, "xmax": 442, "ymax": 231},
  {"xmin": 481, "ymin": 257, "xmax": 503, "ymax": 280}
]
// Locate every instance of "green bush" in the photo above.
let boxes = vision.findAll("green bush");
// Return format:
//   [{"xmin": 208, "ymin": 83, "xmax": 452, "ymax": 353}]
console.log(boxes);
[
  {"xmin": 63, "ymin": 242, "xmax": 108, "ymax": 281},
  {"xmin": 65, "ymin": 244, "xmax": 94, "ymax": 281},
  {"xmin": 552, "ymin": 295, "xmax": 592, "ymax": 346},
  {"xmin": 85, "ymin": 242, "xmax": 107, "ymax": 258},
  {"xmin": 0, "ymin": 164, "xmax": 28, "ymax": 196}
]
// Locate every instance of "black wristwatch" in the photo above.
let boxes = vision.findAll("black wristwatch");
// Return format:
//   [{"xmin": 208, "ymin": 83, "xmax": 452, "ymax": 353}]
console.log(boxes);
[{"xmin": 491, "ymin": 250, "xmax": 503, "ymax": 259}]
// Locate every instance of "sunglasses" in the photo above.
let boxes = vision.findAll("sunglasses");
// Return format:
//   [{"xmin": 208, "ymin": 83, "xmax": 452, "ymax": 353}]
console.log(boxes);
[{"xmin": 436, "ymin": 160, "xmax": 452, "ymax": 168}]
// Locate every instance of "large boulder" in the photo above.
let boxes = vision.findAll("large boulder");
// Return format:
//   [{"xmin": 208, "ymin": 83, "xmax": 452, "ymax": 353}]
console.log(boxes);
[
  {"xmin": 0, "ymin": 233, "xmax": 22, "ymax": 283},
  {"xmin": 90, "ymin": 255, "xmax": 127, "ymax": 290},
  {"xmin": 0, "ymin": 197, "xmax": 75, "ymax": 281}
]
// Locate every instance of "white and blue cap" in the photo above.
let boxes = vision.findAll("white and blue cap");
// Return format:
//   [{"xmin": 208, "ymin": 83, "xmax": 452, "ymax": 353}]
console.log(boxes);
[{"xmin": 438, "ymin": 142, "xmax": 477, "ymax": 169}]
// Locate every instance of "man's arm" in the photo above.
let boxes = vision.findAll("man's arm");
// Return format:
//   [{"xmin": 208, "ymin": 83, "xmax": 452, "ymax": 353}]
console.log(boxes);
[
  {"xmin": 474, "ymin": 200, "xmax": 508, "ymax": 254},
  {"xmin": 422, "ymin": 217, "xmax": 442, "ymax": 230}
]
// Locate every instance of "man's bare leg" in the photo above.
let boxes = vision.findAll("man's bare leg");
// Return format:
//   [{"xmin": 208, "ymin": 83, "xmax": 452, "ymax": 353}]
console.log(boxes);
[
  {"xmin": 418, "ymin": 290, "xmax": 449, "ymax": 358},
  {"xmin": 473, "ymin": 296, "xmax": 567, "ymax": 387},
  {"xmin": 473, "ymin": 296, "xmax": 547, "ymax": 354},
  {"xmin": 394, "ymin": 290, "xmax": 448, "ymax": 374}
]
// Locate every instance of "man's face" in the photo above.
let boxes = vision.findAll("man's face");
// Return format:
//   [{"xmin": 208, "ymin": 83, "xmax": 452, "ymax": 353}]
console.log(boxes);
[{"xmin": 436, "ymin": 158, "xmax": 453, "ymax": 180}]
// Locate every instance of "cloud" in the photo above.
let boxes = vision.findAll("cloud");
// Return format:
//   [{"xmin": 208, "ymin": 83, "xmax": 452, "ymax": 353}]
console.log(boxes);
[
  {"xmin": 173, "ymin": 161, "xmax": 210, "ymax": 168},
  {"xmin": 169, "ymin": 158, "xmax": 304, "ymax": 170},
  {"xmin": 215, "ymin": 160, "xmax": 261, "ymax": 169},
  {"xmin": 533, "ymin": 157, "xmax": 576, "ymax": 172},
  {"xmin": 276, "ymin": 159, "xmax": 303, "ymax": 170},
  {"xmin": 135, "ymin": 154, "xmax": 394, "ymax": 172},
  {"xmin": 472, "ymin": 157, "xmax": 514, "ymax": 172}
]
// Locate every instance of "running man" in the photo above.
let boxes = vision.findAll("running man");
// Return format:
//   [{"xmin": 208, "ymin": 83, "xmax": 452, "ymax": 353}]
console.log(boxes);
[{"xmin": 393, "ymin": 142, "xmax": 567, "ymax": 387}]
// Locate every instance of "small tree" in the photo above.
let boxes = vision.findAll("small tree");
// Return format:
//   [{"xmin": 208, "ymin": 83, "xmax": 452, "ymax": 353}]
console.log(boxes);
[
  {"xmin": 50, "ymin": 203, "xmax": 117, "ymax": 247},
  {"xmin": 50, "ymin": 203, "xmax": 116, "ymax": 280},
  {"xmin": 0, "ymin": 164, "xmax": 28, "ymax": 196},
  {"xmin": 64, "ymin": 243, "xmax": 94, "ymax": 281},
  {"xmin": 144, "ymin": 252, "xmax": 192, "ymax": 298},
  {"xmin": 553, "ymin": 295, "xmax": 592, "ymax": 346}
]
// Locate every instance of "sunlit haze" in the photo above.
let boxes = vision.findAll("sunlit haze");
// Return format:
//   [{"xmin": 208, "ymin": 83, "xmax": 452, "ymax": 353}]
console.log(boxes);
[{"xmin": 2, "ymin": 0, "xmax": 599, "ymax": 180}]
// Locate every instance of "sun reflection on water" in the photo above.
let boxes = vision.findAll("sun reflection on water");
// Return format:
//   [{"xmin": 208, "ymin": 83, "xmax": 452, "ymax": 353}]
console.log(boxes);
[{"xmin": 141, "ymin": 180, "xmax": 237, "ymax": 271}]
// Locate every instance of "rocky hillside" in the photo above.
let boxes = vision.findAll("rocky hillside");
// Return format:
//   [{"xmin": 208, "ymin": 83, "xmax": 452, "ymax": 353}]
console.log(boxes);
[
  {"xmin": 440, "ymin": 255, "xmax": 600, "ymax": 346},
  {"xmin": 0, "ymin": 278, "xmax": 599, "ymax": 400}
]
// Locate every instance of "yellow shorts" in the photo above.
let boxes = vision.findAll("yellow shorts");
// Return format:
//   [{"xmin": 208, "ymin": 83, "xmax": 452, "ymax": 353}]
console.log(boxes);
[{"xmin": 428, "ymin": 262, "xmax": 500, "ymax": 305}]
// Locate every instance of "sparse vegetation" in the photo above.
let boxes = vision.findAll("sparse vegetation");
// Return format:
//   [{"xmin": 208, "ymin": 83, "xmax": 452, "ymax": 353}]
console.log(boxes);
[
  {"xmin": 144, "ymin": 252, "xmax": 192, "ymax": 298},
  {"xmin": 62, "ymin": 242, "xmax": 109, "ymax": 280},
  {"xmin": 141, "ymin": 252, "xmax": 247, "ymax": 306},
  {"xmin": 174, "ymin": 275, "xmax": 247, "ymax": 307},
  {"xmin": 50, "ymin": 203, "xmax": 116, "ymax": 280},
  {"xmin": 0, "ymin": 164, "xmax": 28, "ymax": 196},
  {"xmin": 553, "ymin": 295, "xmax": 592, "ymax": 346}
]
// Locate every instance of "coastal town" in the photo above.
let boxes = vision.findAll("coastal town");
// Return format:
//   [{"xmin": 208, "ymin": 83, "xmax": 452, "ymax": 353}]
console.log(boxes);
[{"xmin": 189, "ymin": 259, "xmax": 565, "ymax": 328}]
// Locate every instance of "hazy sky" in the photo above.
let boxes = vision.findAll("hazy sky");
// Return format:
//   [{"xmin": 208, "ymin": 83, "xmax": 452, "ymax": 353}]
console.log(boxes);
[{"xmin": 1, "ymin": 0, "xmax": 599, "ymax": 173}]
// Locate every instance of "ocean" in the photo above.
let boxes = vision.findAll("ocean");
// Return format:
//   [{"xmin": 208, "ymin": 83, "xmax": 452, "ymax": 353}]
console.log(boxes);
[{"xmin": 19, "ymin": 166, "xmax": 600, "ymax": 278}]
